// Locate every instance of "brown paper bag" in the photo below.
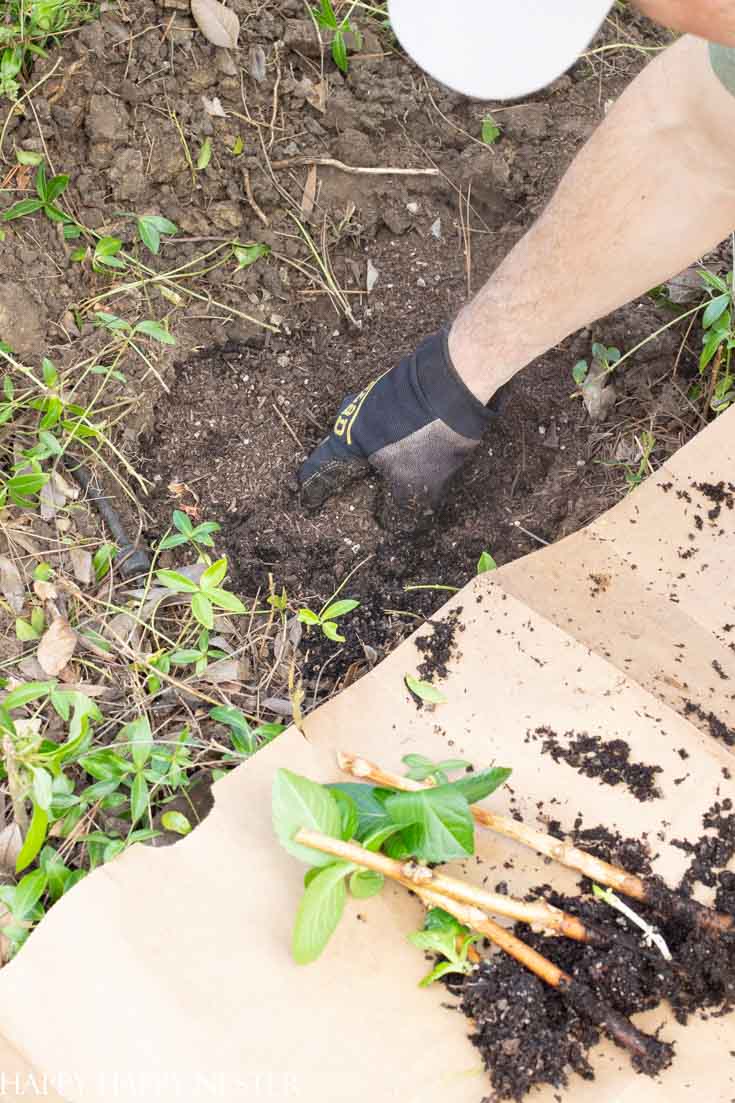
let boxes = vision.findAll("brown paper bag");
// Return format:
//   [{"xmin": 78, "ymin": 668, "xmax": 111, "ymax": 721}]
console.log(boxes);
[{"xmin": 0, "ymin": 412, "xmax": 733, "ymax": 1101}]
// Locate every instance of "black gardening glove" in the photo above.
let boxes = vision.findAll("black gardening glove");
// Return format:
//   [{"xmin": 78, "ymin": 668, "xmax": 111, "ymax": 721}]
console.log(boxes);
[{"xmin": 297, "ymin": 329, "xmax": 498, "ymax": 520}]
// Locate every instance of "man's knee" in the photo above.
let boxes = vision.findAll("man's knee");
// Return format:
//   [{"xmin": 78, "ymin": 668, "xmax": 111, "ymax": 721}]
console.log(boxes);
[{"xmin": 710, "ymin": 43, "xmax": 735, "ymax": 96}]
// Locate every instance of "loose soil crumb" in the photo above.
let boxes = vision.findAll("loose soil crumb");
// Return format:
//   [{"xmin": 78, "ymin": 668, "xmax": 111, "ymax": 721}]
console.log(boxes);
[
  {"xmin": 691, "ymin": 481, "xmax": 735, "ymax": 522},
  {"xmin": 682, "ymin": 700, "xmax": 735, "ymax": 747},
  {"xmin": 530, "ymin": 727, "xmax": 663, "ymax": 802},
  {"xmin": 415, "ymin": 607, "xmax": 464, "ymax": 682}
]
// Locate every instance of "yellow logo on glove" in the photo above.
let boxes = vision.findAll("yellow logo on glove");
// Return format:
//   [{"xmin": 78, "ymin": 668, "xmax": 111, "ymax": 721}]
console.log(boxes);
[{"xmin": 333, "ymin": 374, "xmax": 386, "ymax": 445}]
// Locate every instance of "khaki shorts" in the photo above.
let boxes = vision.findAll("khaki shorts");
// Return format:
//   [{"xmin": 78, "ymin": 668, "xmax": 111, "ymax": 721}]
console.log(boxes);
[{"xmin": 710, "ymin": 43, "xmax": 735, "ymax": 94}]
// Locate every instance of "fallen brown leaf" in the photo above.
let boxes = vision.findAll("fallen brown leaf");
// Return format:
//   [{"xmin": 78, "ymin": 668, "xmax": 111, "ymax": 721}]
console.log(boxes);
[
  {"xmin": 191, "ymin": 0, "xmax": 240, "ymax": 48},
  {"xmin": 0, "ymin": 556, "xmax": 24, "ymax": 614},
  {"xmin": 0, "ymin": 825, "xmax": 22, "ymax": 874},
  {"xmin": 37, "ymin": 617, "xmax": 77, "ymax": 676}
]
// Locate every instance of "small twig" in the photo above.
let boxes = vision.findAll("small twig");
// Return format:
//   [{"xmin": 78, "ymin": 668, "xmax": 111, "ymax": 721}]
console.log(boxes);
[
  {"xmin": 243, "ymin": 168, "xmax": 269, "ymax": 227},
  {"xmin": 271, "ymin": 402, "xmax": 304, "ymax": 449},
  {"xmin": 270, "ymin": 156, "xmax": 440, "ymax": 177}
]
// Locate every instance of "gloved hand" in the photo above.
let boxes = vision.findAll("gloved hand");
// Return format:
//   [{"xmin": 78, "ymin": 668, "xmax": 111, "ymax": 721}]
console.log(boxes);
[{"xmin": 297, "ymin": 328, "xmax": 498, "ymax": 520}]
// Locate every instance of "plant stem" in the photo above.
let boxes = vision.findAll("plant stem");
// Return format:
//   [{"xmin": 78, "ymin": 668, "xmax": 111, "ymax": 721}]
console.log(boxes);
[
  {"xmin": 292, "ymin": 828, "xmax": 672, "ymax": 1069},
  {"xmin": 293, "ymin": 829, "xmax": 593, "ymax": 942},
  {"xmin": 337, "ymin": 751, "xmax": 733, "ymax": 936}
]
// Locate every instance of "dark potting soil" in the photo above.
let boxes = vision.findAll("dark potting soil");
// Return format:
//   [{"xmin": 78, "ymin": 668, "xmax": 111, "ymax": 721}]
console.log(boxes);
[
  {"xmin": 682, "ymin": 700, "xmax": 735, "ymax": 747},
  {"xmin": 415, "ymin": 607, "xmax": 464, "ymax": 682},
  {"xmin": 530, "ymin": 726, "xmax": 663, "ymax": 803},
  {"xmin": 456, "ymin": 804, "xmax": 735, "ymax": 1101}
]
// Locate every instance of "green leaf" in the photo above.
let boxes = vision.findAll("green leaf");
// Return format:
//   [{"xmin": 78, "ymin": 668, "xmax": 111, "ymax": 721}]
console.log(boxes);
[
  {"xmin": 95, "ymin": 236, "xmax": 122, "ymax": 258},
  {"xmin": 134, "ymin": 318, "xmax": 176, "ymax": 345},
  {"xmin": 703, "ymin": 292, "xmax": 730, "ymax": 329},
  {"xmin": 155, "ymin": 569, "xmax": 200, "ymax": 593},
  {"xmin": 233, "ymin": 243, "xmax": 270, "ymax": 269},
  {"xmin": 297, "ymin": 608, "xmax": 320, "ymax": 626},
  {"xmin": 481, "ymin": 115, "xmax": 501, "ymax": 145},
  {"xmin": 161, "ymin": 811, "xmax": 192, "ymax": 835},
  {"xmin": 15, "ymin": 149, "xmax": 43, "ymax": 166},
  {"xmin": 328, "ymin": 783, "xmax": 390, "ymax": 838},
  {"xmin": 15, "ymin": 804, "xmax": 49, "ymax": 874},
  {"xmin": 448, "ymin": 766, "xmax": 512, "ymax": 805},
  {"xmin": 408, "ymin": 927, "xmax": 458, "ymax": 960},
  {"xmin": 173, "ymin": 509, "xmax": 194, "ymax": 536},
  {"xmin": 209, "ymin": 706, "xmax": 254, "ymax": 755},
  {"xmin": 321, "ymin": 620, "xmax": 345, "ymax": 643},
  {"xmin": 13, "ymin": 868, "xmax": 47, "ymax": 919},
  {"xmin": 331, "ymin": 31, "xmax": 348, "ymax": 73},
  {"xmin": 207, "ymin": 587, "xmax": 246, "ymax": 613},
  {"xmin": 361, "ymin": 824, "xmax": 402, "ymax": 852},
  {"xmin": 321, "ymin": 599, "xmax": 359, "ymax": 621},
  {"xmin": 93, "ymin": 543, "xmax": 117, "ymax": 581},
  {"xmin": 384, "ymin": 786, "xmax": 475, "ymax": 862},
  {"xmin": 572, "ymin": 359, "xmax": 589, "ymax": 385},
  {"xmin": 39, "ymin": 846, "xmax": 69, "ymax": 902},
  {"xmin": 405, "ymin": 675, "xmax": 447, "ymax": 705},
  {"xmin": 191, "ymin": 591, "xmax": 214, "ymax": 629},
  {"xmin": 232, "ymin": 136, "xmax": 244, "ymax": 156},
  {"xmin": 701, "ymin": 326, "xmax": 725, "ymax": 372},
  {"xmin": 1, "ymin": 198, "xmax": 44, "ymax": 221},
  {"xmin": 130, "ymin": 773, "xmax": 149, "ymax": 825},
  {"xmin": 292, "ymin": 861, "xmax": 352, "ymax": 964},
  {"xmin": 137, "ymin": 214, "xmax": 177, "ymax": 255},
  {"xmin": 41, "ymin": 357, "xmax": 58, "ymax": 386},
  {"xmin": 699, "ymin": 268, "xmax": 728, "ymax": 293},
  {"xmin": 170, "ymin": 649, "xmax": 203, "ymax": 665},
  {"xmin": 200, "ymin": 557, "xmax": 228, "ymax": 590},
  {"xmin": 424, "ymin": 906, "xmax": 466, "ymax": 935},
  {"xmin": 3, "ymin": 681, "xmax": 53, "ymax": 710},
  {"xmin": 417, "ymin": 959, "xmax": 471, "ymax": 987},
  {"xmin": 80, "ymin": 749, "xmax": 130, "ymax": 781},
  {"xmin": 15, "ymin": 618, "xmax": 39, "ymax": 642},
  {"xmin": 272, "ymin": 769, "xmax": 343, "ymax": 866},
  {"xmin": 196, "ymin": 137, "xmax": 213, "ymax": 170},
  {"xmin": 32, "ymin": 766, "xmax": 53, "ymax": 812},
  {"xmin": 348, "ymin": 869, "xmax": 384, "ymax": 899},
  {"xmin": 45, "ymin": 174, "xmax": 69, "ymax": 202},
  {"xmin": 331, "ymin": 788, "xmax": 359, "ymax": 841},
  {"xmin": 122, "ymin": 715, "xmax": 153, "ymax": 770},
  {"xmin": 476, "ymin": 551, "xmax": 497, "ymax": 575}
]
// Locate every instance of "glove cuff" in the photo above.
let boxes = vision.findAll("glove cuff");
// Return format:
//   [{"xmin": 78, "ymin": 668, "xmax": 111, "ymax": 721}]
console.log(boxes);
[{"xmin": 417, "ymin": 328, "xmax": 497, "ymax": 440}]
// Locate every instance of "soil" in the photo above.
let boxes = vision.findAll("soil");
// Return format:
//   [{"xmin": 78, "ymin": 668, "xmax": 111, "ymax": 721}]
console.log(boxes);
[
  {"xmin": 0, "ymin": 3, "xmax": 719, "ymax": 708},
  {"xmin": 529, "ymin": 726, "xmax": 664, "ymax": 803},
  {"xmin": 457, "ymin": 805, "xmax": 735, "ymax": 1101}
]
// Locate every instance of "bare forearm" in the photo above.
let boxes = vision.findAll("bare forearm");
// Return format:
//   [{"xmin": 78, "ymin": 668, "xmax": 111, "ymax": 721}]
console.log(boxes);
[
  {"xmin": 632, "ymin": 0, "xmax": 735, "ymax": 44},
  {"xmin": 450, "ymin": 35, "xmax": 735, "ymax": 402}
]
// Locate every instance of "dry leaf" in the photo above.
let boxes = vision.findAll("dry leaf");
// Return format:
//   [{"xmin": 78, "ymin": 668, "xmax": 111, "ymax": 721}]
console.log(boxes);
[
  {"xmin": 37, "ymin": 617, "xmax": 77, "ymax": 676},
  {"xmin": 33, "ymin": 579, "xmax": 57, "ymax": 602},
  {"xmin": 202, "ymin": 95, "xmax": 227, "ymax": 118},
  {"xmin": 301, "ymin": 164, "xmax": 317, "ymax": 220},
  {"xmin": 303, "ymin": 77, "xmax": 326, "ymax": 113},
  {"xmin": 191, "ymin": 0, "xmax": 239, "ymax": 48},
  {"xmin": 0, "ymin": 824, "xmax": 22, "ymax": 874},
  {"xmin": 0, "ymin": 556, "xmax": 25, "ymax": 614},
  {"xmin": 39, "ymin": 477, "xmax": 66, "ymax": 521},
  {"xmin": 69, "ymin": 547, "xmax": 93, "ymax": 586},
  {"xmin": 366, "ymin": 258, "xmax": 379, "ymax": 293},
  {"xmin": 16, "ymin": 657, "xmax": 48, "ymax": 681},
  {"xmin": 249, "ymin": 44, "xmax": 266, "ymax": 82}
]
